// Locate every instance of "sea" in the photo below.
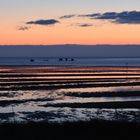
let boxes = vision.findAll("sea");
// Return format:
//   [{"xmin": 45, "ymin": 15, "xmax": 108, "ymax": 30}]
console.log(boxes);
[{"xmin": 0, "ymin": 57, "xmax": 140, "ymax": 66}]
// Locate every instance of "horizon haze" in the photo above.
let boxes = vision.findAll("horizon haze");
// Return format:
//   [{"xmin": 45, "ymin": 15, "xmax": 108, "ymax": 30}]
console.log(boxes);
[{"xmin": 0, "ymin": 45, "xmax": 140, "ymax": 58}]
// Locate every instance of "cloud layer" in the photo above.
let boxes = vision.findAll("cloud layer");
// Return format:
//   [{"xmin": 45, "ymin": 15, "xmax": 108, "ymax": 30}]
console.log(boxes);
[
  {"xmin": 17, "ymin": 26, "xmax": 30, "ymax": 31},
  {"xmin": 81, "ymin": 11, "xmax": 140, "ymax": 24},
  {"xmin": 26, "ymin": 19, "xmax": 59, "ymax": 25},
  {"xmin": 76, "ymin": 23, "xmax": 93, "ymax": 27},
  {"xmin": 60, "ymin": 14, "xmax": 76, "ymax": 19},
  {"xmin": 18, "ymin": 10, "xmax": 140, "ymax": 31}
]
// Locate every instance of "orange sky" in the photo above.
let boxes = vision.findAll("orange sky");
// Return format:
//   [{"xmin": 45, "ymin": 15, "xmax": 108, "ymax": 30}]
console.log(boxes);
[
  {"xmin": 1, "ymin": 21, "xmax": 140, "ymax": 45},
  {"xmin": 0, "ymin": 0, "xmax": 140, "ymax": 45}
]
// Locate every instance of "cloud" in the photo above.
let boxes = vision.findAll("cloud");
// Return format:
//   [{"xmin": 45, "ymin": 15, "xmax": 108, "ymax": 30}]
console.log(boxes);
[
  {"xmin": 26, "ymin": 19, "xmax": 59, "ymax": 25},
  {"xmin": 60, "ymin": 14, "xmax": 76, "ymax": 19},
  {"xmin": 79, "ymin": 13, "xmax": 101, "ymax": 18},
  {"xmin": 76, "ymin": 23, "xmax": 93, "ymax": 27},
  {"xmin": 81, "ymin": 11, "xmax": 140, "ymax": 24},
  {"xmin": 17, "ymin": 26, "xmax": 30, "ymax": 31}
]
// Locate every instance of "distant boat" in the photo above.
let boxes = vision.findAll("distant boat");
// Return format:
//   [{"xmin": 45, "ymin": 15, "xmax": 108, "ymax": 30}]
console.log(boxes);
[
  {"xmin": 71, "ymin": 58, "xmax": 74, "ymax": 61},
  {"xmin": 30, "ymin": 59, "xmax": 34, "ymax": 62},
  {"xmin": 59, "ymin": 58, "xmax": 75, "ymax": 61},
  {"xmin": 59, "ymin": 58, "xmax": 63, "ymax": 61}
]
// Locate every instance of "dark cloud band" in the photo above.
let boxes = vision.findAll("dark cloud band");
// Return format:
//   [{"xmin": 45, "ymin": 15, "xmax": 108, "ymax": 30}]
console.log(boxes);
[
  {"xmin": 17, "ymin": 26, "xmax": 30, "ymax": 31},
  {"xmin": 77, "ymin": 23, "xmax": 93, "ymax": 27},
  {"xmin": 81, "ymin": 11, "xmax": 140, "ymax": 24},
  {"xmin": 60, "ymin": 14, "xmax": 76, "ymax": 19},
  {"xmin": 26, "ymin": 19, "xmax": 59, "ymax": 25}
]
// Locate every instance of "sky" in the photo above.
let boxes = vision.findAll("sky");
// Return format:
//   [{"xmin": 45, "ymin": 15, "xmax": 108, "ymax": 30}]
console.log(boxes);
[{"xmin": 0, "ymin": 0, "xmax": 140, "ymax": 45}]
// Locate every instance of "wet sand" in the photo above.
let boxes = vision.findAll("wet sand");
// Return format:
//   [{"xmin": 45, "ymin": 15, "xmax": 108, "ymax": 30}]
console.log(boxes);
[
  {"xmin": 0, "ymin": 66, "xmax": 140, "ymax": 139},
  {"xmin": 0, "ymin": 66, "xmax": 140, "ymax": 109}
]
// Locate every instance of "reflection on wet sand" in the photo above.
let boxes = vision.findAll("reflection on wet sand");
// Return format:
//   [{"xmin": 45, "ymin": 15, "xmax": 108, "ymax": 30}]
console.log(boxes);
[{"xmin": 0, "ymin": 66, "xmax": 140, "ymax": 123}]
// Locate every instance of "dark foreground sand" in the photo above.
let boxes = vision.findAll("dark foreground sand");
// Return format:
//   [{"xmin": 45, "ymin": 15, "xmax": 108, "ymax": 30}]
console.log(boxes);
[{"xmin": 0, "ymin": 121, "xmax": 140, "ymax": 140}]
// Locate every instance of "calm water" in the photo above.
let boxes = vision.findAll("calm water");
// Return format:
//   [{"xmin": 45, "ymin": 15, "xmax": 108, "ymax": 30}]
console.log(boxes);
[{"xmin": 0, "ymin": 57, "xmax": 140, "ymax": 66}]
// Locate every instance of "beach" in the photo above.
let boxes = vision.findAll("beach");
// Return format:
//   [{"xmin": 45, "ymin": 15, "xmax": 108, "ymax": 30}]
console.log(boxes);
[{"xmin": 0, "ymin": 66, "xmax": 140, "ymax": 139}]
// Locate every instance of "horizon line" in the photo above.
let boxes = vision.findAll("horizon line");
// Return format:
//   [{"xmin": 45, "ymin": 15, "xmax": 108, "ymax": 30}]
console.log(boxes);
[{"xmin": 0, "ymin": 44, "xmax": 140, "ymax": 46}]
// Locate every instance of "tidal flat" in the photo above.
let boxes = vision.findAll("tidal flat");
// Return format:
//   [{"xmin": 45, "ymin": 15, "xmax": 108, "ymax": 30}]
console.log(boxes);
[
  {"xmin": 0, "ymin": 66, "xmax": 140, "ymax": 139},
  {"xmin": 0, "ymin": 66, "xmax": 140, "ymax": 123}
]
